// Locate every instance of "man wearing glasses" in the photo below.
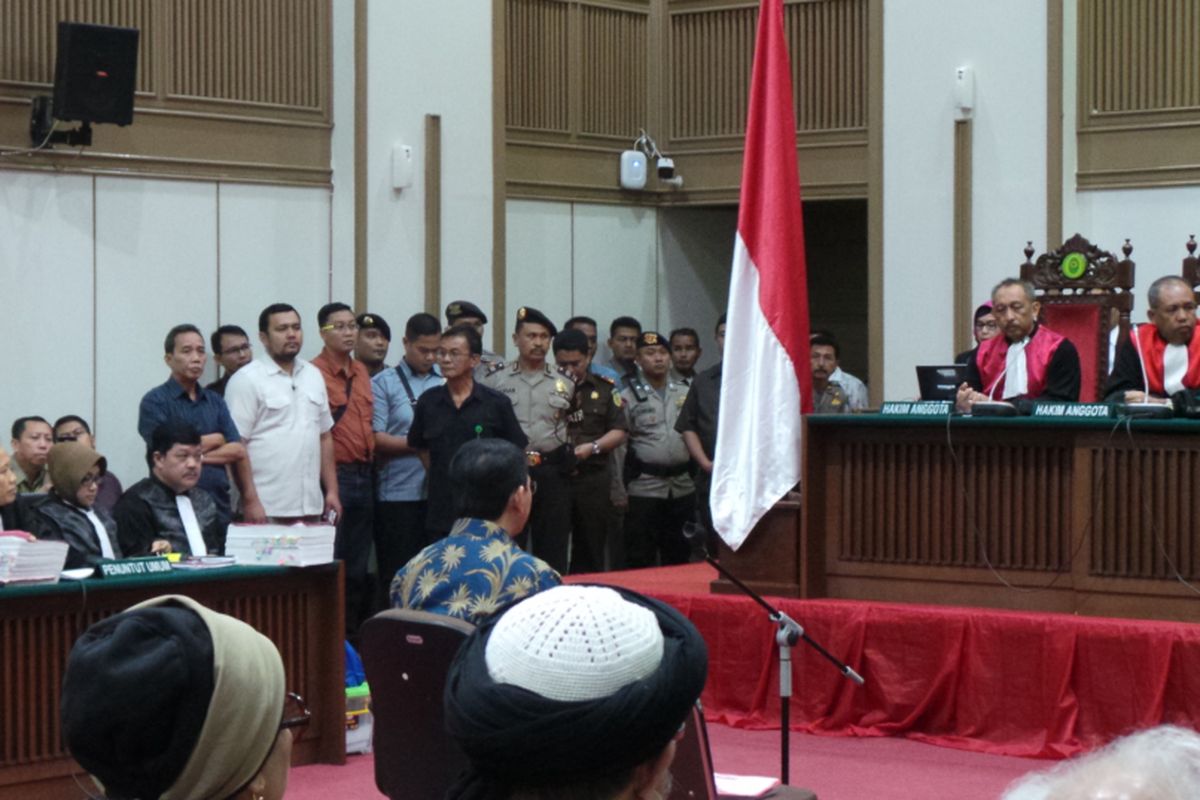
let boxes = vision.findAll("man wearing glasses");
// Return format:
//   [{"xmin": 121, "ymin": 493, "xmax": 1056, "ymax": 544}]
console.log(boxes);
[
  {"xmin": 407, "ymin": 324, "xmax": 527, "ymax": 540},
  {"xmin": 312, "ymin": 302, "xmax": 376, "ymax": 635},
  {"xmin": 205, "ymin": 324, "xmax": 254, "ymax": 396}
]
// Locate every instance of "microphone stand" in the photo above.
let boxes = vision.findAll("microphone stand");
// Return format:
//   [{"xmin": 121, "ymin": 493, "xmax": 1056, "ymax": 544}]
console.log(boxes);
[{"xmin": 705, "ymin": 554, "xmax": 864, "ymax": 786}]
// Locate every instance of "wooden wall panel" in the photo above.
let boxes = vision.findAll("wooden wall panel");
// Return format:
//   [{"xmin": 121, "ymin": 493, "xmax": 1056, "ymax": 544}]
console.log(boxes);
[
  {"xmin": 506, "ymin": 0, "xmax": 873, "ymax": 204},
  {"xmin": 837, "ymin": 439, "xmax": 1070, "ymax": 571},
  {"xmin": 0, "ymin": 0, "xmax": 156, "ymax": 93},
  {"xmin": 506, "ymin": 0, "xmax": 571, "ymax": 131},
  {"xmin": 1078, "ymin": 0, "xmax": 1200, "ymax": 188},
  {"xmin": 669, "ymin": 0, "xmax": 866, "ymax": 140},
  {"xmin": 581, "ymin": 4, "xmax": 648, "ymax": 137},
  {"xmin": 1092, "ymin": 446, "xmax": 1200, "ymax": 580},
  {"xmin": 0, "ymin": 0, "xmax": 331, "ymax": 185},
  {"xmin": 172, "ymin": 0, "xmax": 323, "ymax": 110}
]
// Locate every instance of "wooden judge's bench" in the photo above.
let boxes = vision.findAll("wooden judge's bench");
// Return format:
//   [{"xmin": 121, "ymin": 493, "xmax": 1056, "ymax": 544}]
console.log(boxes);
[{"xmin": 713, "ymin": 413, "xmax": 1200, "ymax": 623}]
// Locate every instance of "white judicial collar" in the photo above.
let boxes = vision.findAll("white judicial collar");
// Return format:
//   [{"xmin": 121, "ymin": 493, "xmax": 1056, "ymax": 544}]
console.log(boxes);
[
  {"xmin": 83, "ymin": 508, "xmax": 115, "ymax": 559},
  {"xmin": 175, "ymin": 494, "xmax": 208, "ymax": 556},
  {"xmin": 1004, "ymin": 338, "xmax": 1030, "ymax": 399},
  {"xmin": 1163, "ymin": 343, "xmax": 1188, "ymax": 395}
]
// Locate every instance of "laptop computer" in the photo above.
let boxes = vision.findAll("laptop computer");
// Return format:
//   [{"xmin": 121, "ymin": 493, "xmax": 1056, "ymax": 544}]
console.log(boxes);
[{"xmin": 915, "ymin": 365, "xmax": 966, "ymax": 401}]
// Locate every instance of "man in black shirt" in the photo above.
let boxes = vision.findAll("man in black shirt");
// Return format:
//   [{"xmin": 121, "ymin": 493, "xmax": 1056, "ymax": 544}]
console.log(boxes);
[
  {"xmin": 407, "ymin": 324, "xmax": 527, "ymax": 538},
  {"xmin": 676, "ymin": 314, "xmax": 725, "ymax": 542}
]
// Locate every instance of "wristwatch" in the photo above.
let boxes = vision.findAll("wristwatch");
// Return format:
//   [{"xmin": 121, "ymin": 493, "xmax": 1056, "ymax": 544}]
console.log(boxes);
[{"xmin": 591, "ymin": 441, "xmax": 602, "ymax": 456}]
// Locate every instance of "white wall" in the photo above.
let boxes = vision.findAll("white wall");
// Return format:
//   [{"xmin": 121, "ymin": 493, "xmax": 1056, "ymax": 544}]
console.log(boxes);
[
  {"xmin": 882, "ymin": 0, "xmax": 1048, "ymax": 399},
  {"xmin": 362, "ymin": 0, "xmax": 495, "ymax": 336},
  {"xmin": 0, "ymin": 171, "xmax": 334, "ymax": 487},
  {"xmin": 505, "ymin": 199, "xmax": 730, "ymax": 368},
  {"xmin": 658, "ymin": 207, "xmax": 735, "ymax": 372},
  {"xmin": 506, "ymin": 199, "xmax": 658, "ymax": 362}
]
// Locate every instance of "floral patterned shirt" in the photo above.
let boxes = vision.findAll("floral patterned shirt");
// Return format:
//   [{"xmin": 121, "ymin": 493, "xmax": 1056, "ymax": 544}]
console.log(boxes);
[{"xmin": 389, "ymin": 517, "xmax": 561, "ymax": 624}]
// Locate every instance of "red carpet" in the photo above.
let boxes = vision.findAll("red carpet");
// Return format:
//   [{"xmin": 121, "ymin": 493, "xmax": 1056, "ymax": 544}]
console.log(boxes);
[
  {"xmin": 567, "ymin": 563, "xmax": 1200, "ymax": 758},
  {"xmin": 284, "ymin": 727, "xmax": 1042, "ymax": 800}
]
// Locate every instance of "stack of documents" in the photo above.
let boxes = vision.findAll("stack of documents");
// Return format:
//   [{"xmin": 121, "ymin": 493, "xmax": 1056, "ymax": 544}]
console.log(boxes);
[
  {"xmin": 225, "ymin": 523, "xmax": 335, "ymax": 567},
  {"xmin": 0, "ymin": 532, "xmax": 70, "ymax": 584}
]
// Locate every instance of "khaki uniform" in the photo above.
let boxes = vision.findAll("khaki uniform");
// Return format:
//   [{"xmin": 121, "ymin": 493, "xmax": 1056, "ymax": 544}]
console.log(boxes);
[
  {"xmin": 484, "ymin": 361, "xmax": 575, "ymax": 573},
  {"xmin": 813, "ymin": 381, "xmax": 850, "ymax": 414},
  {"xmin": 566, "ymin": 373, "xmax": 627, "ymax": 573},
  {"xmin": 620, "ymin": 377, "xmax": 695, "ymax": 568},
  {"xmin": 621, "ymin": 378, "xmax": 694, "ymax": 500},
  {"xmin": 474, "ymin": 349, "xmax": 504, "ymax": 383}
]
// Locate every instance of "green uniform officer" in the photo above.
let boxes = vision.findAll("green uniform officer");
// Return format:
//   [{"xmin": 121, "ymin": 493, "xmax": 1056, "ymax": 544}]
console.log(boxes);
[{"xmin": 552, "ymin": 329, "xmax": 628, "ymax": 573}]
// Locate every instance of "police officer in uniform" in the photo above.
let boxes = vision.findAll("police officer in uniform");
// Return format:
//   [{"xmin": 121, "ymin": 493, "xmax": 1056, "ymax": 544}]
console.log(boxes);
[
  {"xmin": 620, "ymin": 331, "xmax": 695, "ymax": 568},
  {"xmin": 484, "ymin": 307, "xmax": 575, "ymax": 573},
  {"xmin": 445, "ymin": 300, "xmax": 504, "ymax": 381},
  {"xmin": 552, "ymin": 329, "xmax": 627, "ymax": 573}
]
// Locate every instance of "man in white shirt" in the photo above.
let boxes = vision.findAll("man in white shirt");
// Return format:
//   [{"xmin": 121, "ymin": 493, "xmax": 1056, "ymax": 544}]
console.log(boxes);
[{"xmin": 225, "ymin": 303, "xmax": 342, "ymax": 522}]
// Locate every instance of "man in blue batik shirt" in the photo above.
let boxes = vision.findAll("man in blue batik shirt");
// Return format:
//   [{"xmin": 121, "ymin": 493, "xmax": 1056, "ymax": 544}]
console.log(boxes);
[
  {"xmin": 372, "ymin": 312, "xmax": 445, "ymax": 599},
  {"xmin": 390, "ymin": 438, "xmax": 560, "ymax": 625}
]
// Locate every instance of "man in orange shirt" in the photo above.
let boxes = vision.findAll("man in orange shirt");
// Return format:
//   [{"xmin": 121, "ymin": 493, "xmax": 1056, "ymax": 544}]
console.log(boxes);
[{"xmin": 312, "ymin": 302, "xmax": 376, "ymax": 635}]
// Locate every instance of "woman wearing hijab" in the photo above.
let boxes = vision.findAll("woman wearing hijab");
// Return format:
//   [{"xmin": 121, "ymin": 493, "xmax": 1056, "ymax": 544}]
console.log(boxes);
[
  {"xmin": 26, "ymin": 441, "xmax": 122, "ymax": 568},
  {"xmin": 61, "ymin": 594, "xmax": 306, "ymax": 800}
]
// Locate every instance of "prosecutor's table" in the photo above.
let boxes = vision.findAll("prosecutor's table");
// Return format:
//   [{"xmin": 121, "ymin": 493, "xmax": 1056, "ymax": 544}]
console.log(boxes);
[
  {"xmin": 0, "ymin": 563, "xmax": 345, "ymax": 800},
  {"xmin": 799, "ymin": 412, "xmax": 1200, "ymax": 621}
]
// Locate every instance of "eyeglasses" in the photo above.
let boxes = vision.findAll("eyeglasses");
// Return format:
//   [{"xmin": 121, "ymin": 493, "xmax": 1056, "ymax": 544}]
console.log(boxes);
[
  {"xmin": 974, "ymin": 320, "xmax": 999, "ymax": 332},
  {"xmin": 280, "ymin": 692, "xmax": 311, "ymax": 740},
  {"xmin": 321, "ymin": 322, "xmax": 359, "ymax": 334},
  {"xmin": 79, "ymin": 473, "xmax": 102, "ymax": 488},
  {"xmin": 222, "ymin": 343, "xmax": 252, "ymax": 356},
  {"xmin": 436, "ymin": 349, "xmax": 471, "ymax": 361},
  {"xmin": 55, "ymin": 428, "xmax": 87, "ymax": 442}
]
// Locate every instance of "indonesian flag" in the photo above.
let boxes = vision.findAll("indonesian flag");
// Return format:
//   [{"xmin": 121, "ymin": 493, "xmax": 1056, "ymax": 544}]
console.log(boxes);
[{"xmin": 710, "ymin": 0, "xmax": 812, "ymax": 551}]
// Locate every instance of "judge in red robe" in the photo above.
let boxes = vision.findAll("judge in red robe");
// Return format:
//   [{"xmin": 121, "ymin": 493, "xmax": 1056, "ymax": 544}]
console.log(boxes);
[
  {"xmin": 1104, "ymin": 276, "xmax": 1200, "ymax": 404},
  {"xmin": 957, "ymin": 279, "xmax": 1081, "ymax": 412}
]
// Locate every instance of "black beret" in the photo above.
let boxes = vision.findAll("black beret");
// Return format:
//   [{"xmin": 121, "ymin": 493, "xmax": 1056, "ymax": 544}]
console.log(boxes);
[
  {"xmin": 62, "ymin": 605, "xmax": 216, "ymax": 800},
  {"xmin": 446, "ymin": 300, "xmax": 488, "ymax": 325},
  {"xmin": 515, "ymin": 306, "xmax": 558, "ymax": 337},
  {"xmin": 553, "ymin": 328, "xmax": 589, "ymax": 354},
  {"xmin": 357, "ymin": 312, "xmax": 392, "ymax": 341},
  {"xmin": 637, "ymin": 331, "xmax": 667, "ymax": 349}
]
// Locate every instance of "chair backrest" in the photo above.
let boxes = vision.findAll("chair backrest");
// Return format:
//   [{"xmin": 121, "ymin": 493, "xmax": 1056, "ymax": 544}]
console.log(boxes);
[
  {"xmin": 359, "ymin": 608, "xmax": 475, "ymax": 800},
  {"xmin": 1019, "ymin": 233, "xmax": 1135, "ymax": 402},
  {"xmin": 1182, "ymin": 235, "xmax": 1199, "ymax": 291},
  {"xmin": 669, "ymin": 702, "xmax": 718, "ymax": 800}
]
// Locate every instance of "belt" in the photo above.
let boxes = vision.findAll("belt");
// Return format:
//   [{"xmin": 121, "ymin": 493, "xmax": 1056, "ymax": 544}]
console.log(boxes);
[
  {"xmin": 639, "ymin": 461, "xmax": 691, "ymax": 478},
  {"xmin": 336, "ymin": 462, "xmax": 374, "ymax": 474}
]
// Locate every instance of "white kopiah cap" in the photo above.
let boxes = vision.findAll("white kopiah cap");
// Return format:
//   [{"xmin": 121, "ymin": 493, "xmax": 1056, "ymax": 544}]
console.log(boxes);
[{"xmin": 484, "ymin": 585, "xmax": 664, "ymax": 702}]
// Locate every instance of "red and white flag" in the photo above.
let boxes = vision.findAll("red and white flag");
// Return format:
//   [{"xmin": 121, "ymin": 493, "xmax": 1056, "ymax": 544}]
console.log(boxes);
[{"xmin": 711, "ymin": 0, "xmax": 811, "ymax": 551}]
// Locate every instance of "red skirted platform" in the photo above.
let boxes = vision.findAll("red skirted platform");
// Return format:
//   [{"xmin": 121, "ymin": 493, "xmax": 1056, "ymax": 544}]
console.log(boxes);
[{"xmin": 567, "ymin": 563, "xmax": 1200, "ymax": 759}]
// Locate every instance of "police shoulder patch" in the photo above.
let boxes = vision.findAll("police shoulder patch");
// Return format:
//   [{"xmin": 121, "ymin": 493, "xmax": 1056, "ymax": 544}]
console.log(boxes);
[{"xmin": 485, "ymin": 360, "xmax": 507, "ymax": 376}]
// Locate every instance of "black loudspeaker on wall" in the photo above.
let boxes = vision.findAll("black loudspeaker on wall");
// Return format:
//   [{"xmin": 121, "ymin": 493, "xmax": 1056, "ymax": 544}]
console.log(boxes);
[
  {"xmin": 29, "ymin": 21, "xmax": 139, "ymax": 148},
  {"xmin": 53, "ymin": 21, "xmax": 139, "ymax": 126}
]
